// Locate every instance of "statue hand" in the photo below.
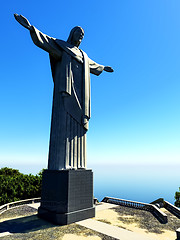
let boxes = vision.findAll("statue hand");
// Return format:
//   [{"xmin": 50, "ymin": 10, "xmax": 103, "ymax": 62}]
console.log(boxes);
[
  {"xmin": 104, "ymin": 66, "xmax": 114, "ymax": 72},
  {"xmin": 14, "ymin": 14, "xmax": 32, "ymax": 30}
]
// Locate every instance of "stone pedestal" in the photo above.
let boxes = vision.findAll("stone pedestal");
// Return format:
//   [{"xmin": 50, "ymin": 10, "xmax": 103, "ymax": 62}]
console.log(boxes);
[{"xmin": 38, "ymin": 169, "xmax": 95, "ymax": 225}]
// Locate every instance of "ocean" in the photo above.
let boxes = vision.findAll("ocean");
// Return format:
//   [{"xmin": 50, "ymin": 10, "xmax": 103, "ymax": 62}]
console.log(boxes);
[
  {"xmin": 92, "ymin": 164, "xmax": 180, "ymax": 205},
  {"xmin": 3, "ymin": 162, "xmax": 179, "ymax": 205}
]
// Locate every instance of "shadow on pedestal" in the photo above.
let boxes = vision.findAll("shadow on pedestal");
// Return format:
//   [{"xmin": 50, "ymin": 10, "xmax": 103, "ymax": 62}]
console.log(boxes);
[{"xmin": 38, "ymin": 169, "xmax": 95, "ymax": 225}]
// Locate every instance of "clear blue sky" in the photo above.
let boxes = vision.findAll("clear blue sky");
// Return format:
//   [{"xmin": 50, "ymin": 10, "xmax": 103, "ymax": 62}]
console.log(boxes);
[{"xmin": 1, "ymin": 0, "xmax": 180, "ymax": 174}]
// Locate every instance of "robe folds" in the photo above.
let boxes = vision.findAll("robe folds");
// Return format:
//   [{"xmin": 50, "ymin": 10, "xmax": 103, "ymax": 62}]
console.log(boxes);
[{"xmin": 30, "ymin": 26, "xmax": 104, "ymax": 170}]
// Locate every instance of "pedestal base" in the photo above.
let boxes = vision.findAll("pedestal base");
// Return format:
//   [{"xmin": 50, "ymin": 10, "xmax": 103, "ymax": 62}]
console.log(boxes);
[{"xmin": 38, "ymin": 169, "xmax": 95, "ymax": 225}]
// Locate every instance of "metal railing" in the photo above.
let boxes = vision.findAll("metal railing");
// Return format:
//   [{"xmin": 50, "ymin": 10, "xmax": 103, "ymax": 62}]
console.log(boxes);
[
  {"xmin": 0, "ymin": 197, "xmax": 41, "ymax": 215},
  {"xmin": 102, "ymin": 196, "xmax": 167, "ymax": 223}
]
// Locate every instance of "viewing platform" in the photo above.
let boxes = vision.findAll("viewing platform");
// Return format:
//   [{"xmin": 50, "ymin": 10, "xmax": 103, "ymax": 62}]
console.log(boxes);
[{"xmin": 0, "ymin": 197, "xmax": 180, "ymax": 240}]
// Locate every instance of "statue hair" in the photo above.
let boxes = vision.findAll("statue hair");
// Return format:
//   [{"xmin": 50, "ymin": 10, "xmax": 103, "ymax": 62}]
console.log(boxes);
[{"xmin": 67, "ymin": 26, "xmax": 84, "ymax": 44}]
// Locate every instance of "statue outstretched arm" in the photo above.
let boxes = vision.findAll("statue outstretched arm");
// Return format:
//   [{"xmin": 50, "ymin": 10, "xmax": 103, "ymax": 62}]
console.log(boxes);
[
  {"xmin": 14, "ymin": 14, "xmax": 62, "ymax": 59},
  {"xmin": 89, "ymin": 58, "xmax": 114, "ymax": 76}
]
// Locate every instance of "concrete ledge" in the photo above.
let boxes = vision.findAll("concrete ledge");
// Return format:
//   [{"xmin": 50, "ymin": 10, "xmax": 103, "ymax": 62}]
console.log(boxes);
[
  {"xmin": 38, "ymin": 206, "xmax": 95, "ymax": 225},
  {"xmin": 164, "ymin": 201, "xmax": 180, "ymax": 218},
  {"xmin": 176, "ymin": 228, "xmax": 180, "ymax": 240},
  {"xmin": 151, "ymin": 205, "xmax": 168, "ymax": 224},
  {"xmin": 0, "ymin": 198, "xmax": 41, "ymax": 215}
]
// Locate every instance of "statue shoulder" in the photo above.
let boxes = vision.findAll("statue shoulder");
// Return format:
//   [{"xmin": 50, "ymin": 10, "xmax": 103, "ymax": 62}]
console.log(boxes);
[{"xmin": 55, "ymin": 39, "xmax": 71, "ymax": 49}]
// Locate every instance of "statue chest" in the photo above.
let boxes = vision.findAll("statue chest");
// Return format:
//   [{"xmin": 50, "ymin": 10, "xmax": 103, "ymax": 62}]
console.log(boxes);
[{"xmin": 71, "ymin": 58, "xmax": 83, "ymax": 103}]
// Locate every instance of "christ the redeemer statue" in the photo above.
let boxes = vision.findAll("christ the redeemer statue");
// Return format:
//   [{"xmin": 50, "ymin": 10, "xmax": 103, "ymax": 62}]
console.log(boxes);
[{"xmin": 14, "ymin": 14, "xmax": 114, "ymax": 170}]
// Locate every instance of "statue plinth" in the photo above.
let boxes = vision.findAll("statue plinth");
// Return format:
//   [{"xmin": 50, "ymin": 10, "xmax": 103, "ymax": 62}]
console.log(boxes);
[{"xmin": 38, "ymin": 169, "xmax": 95, "ymax": 225}]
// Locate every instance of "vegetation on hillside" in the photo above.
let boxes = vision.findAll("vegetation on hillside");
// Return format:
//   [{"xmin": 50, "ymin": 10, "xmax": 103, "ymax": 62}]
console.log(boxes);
[
  {"xmin": 0, "ymin": 167, "xmax": 43, "ymax": 205},
  {"xmin": 175, "ymin": 187, "xmax": 180, "ymax": 207}
]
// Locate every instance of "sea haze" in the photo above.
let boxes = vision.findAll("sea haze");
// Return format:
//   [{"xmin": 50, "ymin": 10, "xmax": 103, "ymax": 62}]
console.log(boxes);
[
  {"xmin": 2, "ymin": 162, "xmax": 179, "ymax": 205},
  {"xmin": 91, "ymin": 163, "xmax": 180, "ymax": 205}
]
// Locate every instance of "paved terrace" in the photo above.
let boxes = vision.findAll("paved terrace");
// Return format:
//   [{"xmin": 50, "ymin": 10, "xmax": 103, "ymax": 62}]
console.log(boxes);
[
  {"xmin": 30, "ymin": 202, "xmax": 153, "ymax": 240},
  {"xmin": 0, "ymin": 202, "xmax": 172, "ymax": 240}
]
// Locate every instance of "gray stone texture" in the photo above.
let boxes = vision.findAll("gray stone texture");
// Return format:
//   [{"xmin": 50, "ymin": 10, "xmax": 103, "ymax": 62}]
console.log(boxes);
[
  {"xmin": 38, "ymin": 169, "xmax": 95, "ymax": 225},
  {"xmin": 14, "ymin": 14, "xmax": 113, "ymax": 170}
]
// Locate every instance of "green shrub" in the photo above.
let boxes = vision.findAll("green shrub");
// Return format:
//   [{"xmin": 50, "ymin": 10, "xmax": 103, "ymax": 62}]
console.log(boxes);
[
  {"xmin": 0, "ymin": 167, "xmax": 44, "ymax": 205},
  {"xmin": 175, "ymin": 187, "xmax": 180, "ymax": 207}
]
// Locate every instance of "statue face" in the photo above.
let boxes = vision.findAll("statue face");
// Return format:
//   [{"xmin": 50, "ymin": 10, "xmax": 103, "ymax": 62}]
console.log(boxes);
[{"xmin": 71, "ymin": 28, "xmax": 84, "ymax": 47}]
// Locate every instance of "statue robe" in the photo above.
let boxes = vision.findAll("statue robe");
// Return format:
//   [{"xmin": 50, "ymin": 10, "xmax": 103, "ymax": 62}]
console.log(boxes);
[{"xmin": 30, "ymin": 26, "xmax": 104, "ymax": 170}]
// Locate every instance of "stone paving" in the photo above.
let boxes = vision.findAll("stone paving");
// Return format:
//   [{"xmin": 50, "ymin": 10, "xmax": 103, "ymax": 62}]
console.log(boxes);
[
  {"xmin": 78, "ymin": 218, "xmax": 152, "ymax": 240},
  {"xmin": 0, "ymin": 202, "xmax": 177, "ymax": 240},
  {"xmin": 27, "ymin": 202, "xmax": 152, "ymax": 240}
]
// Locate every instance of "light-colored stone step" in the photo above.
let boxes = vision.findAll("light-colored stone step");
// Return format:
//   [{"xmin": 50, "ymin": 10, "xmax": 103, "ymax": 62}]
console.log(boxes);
[{"xmin": 77, "ymin": 218, "xmax": 153, "ymax": 240}]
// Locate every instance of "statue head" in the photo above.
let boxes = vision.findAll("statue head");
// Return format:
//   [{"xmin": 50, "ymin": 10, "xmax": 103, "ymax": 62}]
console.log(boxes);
[{"xmin": 67, "ymin": 26, "xmax": 84, "ymax": 47}]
